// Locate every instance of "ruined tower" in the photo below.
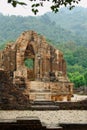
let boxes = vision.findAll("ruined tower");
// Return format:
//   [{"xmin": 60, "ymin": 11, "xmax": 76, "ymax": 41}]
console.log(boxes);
[{"xmin": 0, "ymin": 30, "xmax": 73, "ymax": 101}]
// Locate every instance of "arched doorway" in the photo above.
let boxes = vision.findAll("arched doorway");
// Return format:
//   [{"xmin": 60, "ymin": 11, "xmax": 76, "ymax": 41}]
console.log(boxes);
[{"xmin": 24, "ymin": 43, "xmax": 35, "ymax": 80}]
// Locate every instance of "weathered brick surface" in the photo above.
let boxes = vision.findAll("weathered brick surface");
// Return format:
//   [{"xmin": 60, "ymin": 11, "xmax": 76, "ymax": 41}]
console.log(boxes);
[{"xmin": 0, "ymin": 30, "xmax": 73, "ymax": 108}]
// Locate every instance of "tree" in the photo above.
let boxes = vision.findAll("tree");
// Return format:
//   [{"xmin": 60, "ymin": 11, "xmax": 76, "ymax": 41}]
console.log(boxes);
[
  {"xmin": 68, "ymin": 72, "xmax": 85, "ymax": 88},
  {"xmin": 84, "ymin": 72, "xmax": 87, "ymax": 86},
  {"xmin": 7, "ymin": 0, "xmax": 81, "ymax": 14}
]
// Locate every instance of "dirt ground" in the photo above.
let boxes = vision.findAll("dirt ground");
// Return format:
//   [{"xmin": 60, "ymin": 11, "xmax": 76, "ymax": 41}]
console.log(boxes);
[{"xmin": 71, "ymin": 94, "xmax": 87, "ymax": 102}]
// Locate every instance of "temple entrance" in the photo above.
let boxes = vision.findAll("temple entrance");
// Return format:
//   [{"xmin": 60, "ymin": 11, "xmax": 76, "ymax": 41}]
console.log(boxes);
[
  {"xmin": 24, "ymin": 58, "xmax": 35, "ymax": 80},
  {"xmin": 24, "ymin": 43, "xmax": 35, "ymax": 80}
]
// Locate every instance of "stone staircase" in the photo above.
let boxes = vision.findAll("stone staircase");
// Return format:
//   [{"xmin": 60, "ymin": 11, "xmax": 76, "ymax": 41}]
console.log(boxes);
[
  {"xmin": 29, "ymin": 81, "xmax": 51, "ymax": 101},
  {"xmin": 27, "ymin": 81, "xmax": 59, "ymax": 110},
  {"xmin": 30, "ymin": 100, "xmax": 59, "ymax": 110}
]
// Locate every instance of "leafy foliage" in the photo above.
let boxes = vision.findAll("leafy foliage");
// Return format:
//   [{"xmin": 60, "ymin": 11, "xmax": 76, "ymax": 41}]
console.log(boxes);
[
  {"xmin": 24, "ymin": 59, "xmax": 34, "ymax": 69},
  {"xmin": 58, "ymin": 42, "xmax": 87, "ymax": 88},
  {"xmin": 8, "ymin": 0, "xmax": 27, "ymax": 7},
  {"xmin": 7, "ymin": 0, "xmax": 81, "ymax": 14},
  {"xmin": 84, "ymin": 72, "xmax": 87, "ymax": 86}
]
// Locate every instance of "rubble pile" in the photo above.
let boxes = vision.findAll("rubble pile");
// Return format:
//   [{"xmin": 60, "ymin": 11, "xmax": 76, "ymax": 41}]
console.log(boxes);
[{"xmin": 0, "ymin": 70, "xmax": 29, "ymax": 109}]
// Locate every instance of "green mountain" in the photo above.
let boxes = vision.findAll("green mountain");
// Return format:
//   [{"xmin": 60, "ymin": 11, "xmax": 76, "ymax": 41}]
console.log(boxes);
[
  {"xmin": 48, "ymin": 7, "xmax": 87, "ymax": 46},
  {"xmin": 0, "ymin": 13, "xmax": 77, "ymax": 46},
  {"xmin": 0, "ymin": 7, "xmax": 87, "ymax": 46}
]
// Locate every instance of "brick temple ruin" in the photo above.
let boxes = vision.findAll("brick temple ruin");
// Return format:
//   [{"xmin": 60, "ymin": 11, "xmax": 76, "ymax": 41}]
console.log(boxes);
[{"xmin": 0, "ymin": 30, "xmax": 73, "ymax": 102}]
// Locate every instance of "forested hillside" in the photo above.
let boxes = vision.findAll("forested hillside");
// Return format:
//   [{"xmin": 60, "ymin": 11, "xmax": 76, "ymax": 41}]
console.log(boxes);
[
  {"xmin": 0, "ymin": 7, "xmax": 87, "ymax": 87},
  {"xmin": 57, "ymin": 42, "xmax": 87, "ymax": 88},
  {"xmin": 48, "ymin": 7, "xmax": 87, "ymax": 46},
  {"xmin": 0, "ymin": 13, "xmax": 78, "ymax": 45},
  {"xmin": 0, "ymin": 7, "xmax": 87, "ymax": 46}
]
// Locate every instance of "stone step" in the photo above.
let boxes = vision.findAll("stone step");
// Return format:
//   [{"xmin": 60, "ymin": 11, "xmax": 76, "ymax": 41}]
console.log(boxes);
[
  {"xmin": 31, "ymin": 101, "xmax": 56, "ymax": 105},
  {"xmin": 30, "ymin": 81, "xmax": 44, "ymax": 86},
  {"xmin": 30, "ymin": 84, "xmax": 44, "ymax": 88},
  {"xmin": 30, "ymin": 81, "xmax": 46, "ymax": 90},
  {"xmin": 30, "ymin": 105, "xmax": 59, "ymax": 110},
  {"xmin": 30, "ymin": 90, "xmax": 50, "ymax": 92}
]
